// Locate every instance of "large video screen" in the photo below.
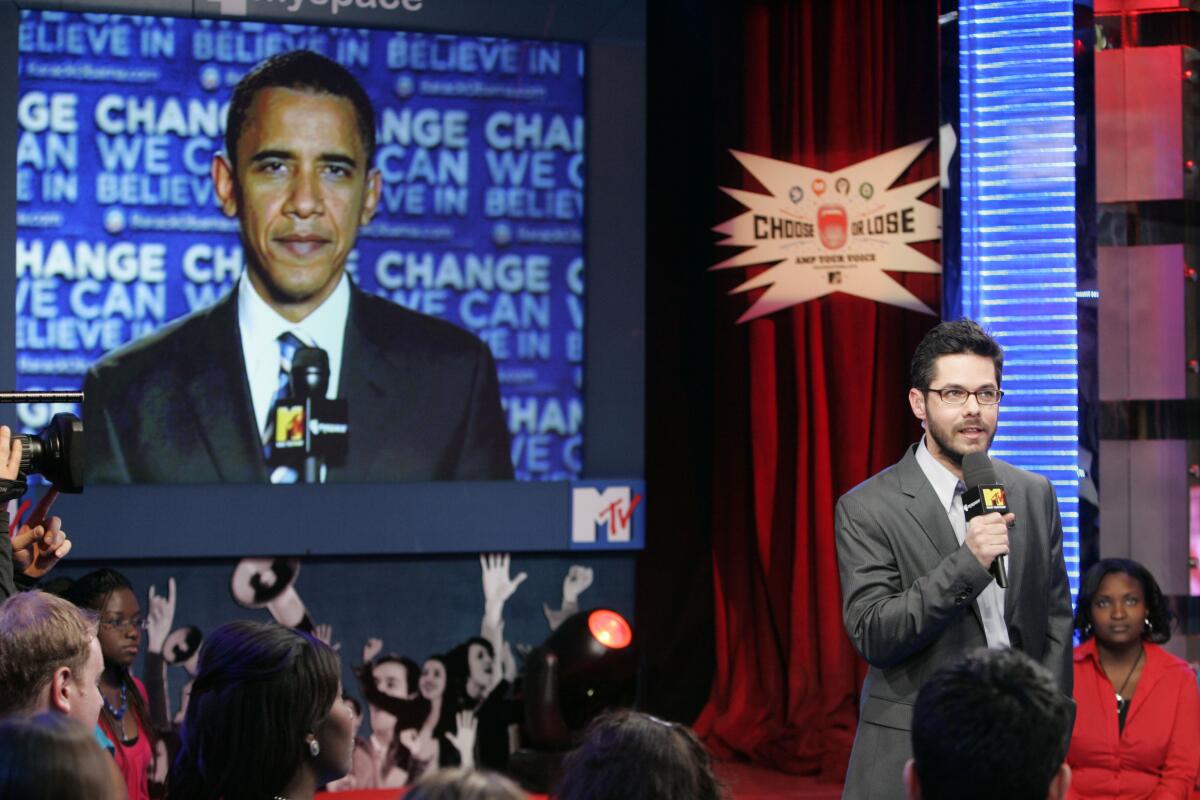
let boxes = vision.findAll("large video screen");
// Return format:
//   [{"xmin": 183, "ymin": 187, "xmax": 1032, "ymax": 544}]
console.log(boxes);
[{"xmin": 15, "ymin": 11, "xmax": 585, "ymax": 484}]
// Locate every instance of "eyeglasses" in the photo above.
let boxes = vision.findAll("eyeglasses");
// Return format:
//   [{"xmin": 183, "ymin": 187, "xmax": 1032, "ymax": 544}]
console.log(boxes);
[
  {"xmin": 100, "ymin": 616, "xmax": 148, "ymax": 632},
  {"xmin": 926, "ymin": 387, "xmax": 1004, "ymax": 406}
]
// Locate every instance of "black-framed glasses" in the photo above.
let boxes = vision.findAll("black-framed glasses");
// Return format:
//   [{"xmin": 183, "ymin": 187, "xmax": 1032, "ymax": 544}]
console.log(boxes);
[
  {"xmin": 926, "ymin": 387, "xmax": 1004, "ymax": 406},
  {"xmin": 100, "ymin": 616, "xmax": 148, "ymax": 632}
]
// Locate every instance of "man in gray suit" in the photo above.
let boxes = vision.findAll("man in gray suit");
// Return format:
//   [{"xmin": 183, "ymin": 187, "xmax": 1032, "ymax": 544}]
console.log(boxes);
[{"xmin": 835, "ymin": 319, "xmax": 1073, "ymax": 800}]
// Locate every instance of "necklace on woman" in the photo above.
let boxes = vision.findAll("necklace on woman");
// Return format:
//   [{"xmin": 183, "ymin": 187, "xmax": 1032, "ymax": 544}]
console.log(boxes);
[
  {"xmin": 1112, "ymin": 645, "xmax": 1144, "ymax": 715},
  {"xmin": 103, "ymin": 682, "xmax": 128, "ymax": 721}
]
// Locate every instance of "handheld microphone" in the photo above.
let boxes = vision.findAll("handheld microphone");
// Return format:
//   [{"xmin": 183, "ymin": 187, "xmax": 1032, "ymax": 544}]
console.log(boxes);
[
  {"xmin": 961, "ymin": 451, "xmax": 1009, "ymax": 588},
  {"xmin": 270, "ymin": 347, "xmax": 349, "ymax": 483}
]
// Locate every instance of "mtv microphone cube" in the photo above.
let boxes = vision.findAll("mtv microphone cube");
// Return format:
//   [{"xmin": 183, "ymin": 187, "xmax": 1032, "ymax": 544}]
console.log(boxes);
[
  {"xmin": 271, "ymin": 347, "xmax": 349, "ymax": 482},
  {"xmin": 961, "ymin": 451, "xmax": 1009, "ymax": 588}
]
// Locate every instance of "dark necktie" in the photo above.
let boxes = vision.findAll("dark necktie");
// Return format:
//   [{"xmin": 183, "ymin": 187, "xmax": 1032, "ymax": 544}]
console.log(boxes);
[{"xmin": 263, "ymin": 332, "xmax": 304, "ymax": 484}]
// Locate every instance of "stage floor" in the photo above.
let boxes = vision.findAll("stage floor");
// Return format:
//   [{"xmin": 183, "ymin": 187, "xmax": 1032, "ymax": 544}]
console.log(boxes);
[
  {"xmin": 314, "ymin": 761, "xmax": 1200, "ymax": 800},
  {"xmin": 716, "ymin": 761, "xmax": 844, "ymax": 800},
  {"xmin": 315, "ymin": 761, "xmax": 845, "ymax": 800}
]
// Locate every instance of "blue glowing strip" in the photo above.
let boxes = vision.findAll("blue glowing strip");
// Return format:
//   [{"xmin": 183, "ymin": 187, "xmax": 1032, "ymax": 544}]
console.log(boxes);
[
  {"xmin": 972, "ymin": 117, "xmax": 1073, "ymax": 126},
  {"xmin": 968, "ymin": 93, "xmax": 1073, "ymax": 103},
  {"xmin": 988, "ymin": 327, "xmax": 1075, "ymax": 334},
  {"xmin": 960, "ymin": 0, "xmax": 1080, "ymax": 599},
  {"xmin": 979, "ymin": 267, "xmax": 1077, "ymax": 274},
  {"xmin": 979, "ymin": 193, "xmax": 1073, "ymax": 202},
  {"xmin": 978, "ymin": 61, "xmax": 1073, "ymax": 70},
  {"xmin": 982, "ymin": 315, "xmax": 1075, "ymax": 321},
  {"xmin": 977, "ymin": 297, "xmax": 1074, "ymax": 305},
  {"xmin": 974, "ymin": 103, "xmax": 1074, "ymax": 111},
  {"xmin": 981, "ymin": 284, "xmax": 1077, "ymax": 291}
]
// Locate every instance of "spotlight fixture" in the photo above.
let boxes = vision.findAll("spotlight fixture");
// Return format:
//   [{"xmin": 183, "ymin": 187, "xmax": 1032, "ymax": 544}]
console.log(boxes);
[
  {"xmin": 510, "ymin": 608, "xmax": 637, "ymax": 791},
  {"xmin": 524, "ymin": 608, "xmax": 636, "ymax": 748}
]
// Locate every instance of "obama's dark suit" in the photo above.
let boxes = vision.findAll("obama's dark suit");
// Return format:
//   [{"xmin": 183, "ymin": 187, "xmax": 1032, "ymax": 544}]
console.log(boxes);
[{"xmin": 83, "ymin": 284, "xmax": 513, "ymax": 484}]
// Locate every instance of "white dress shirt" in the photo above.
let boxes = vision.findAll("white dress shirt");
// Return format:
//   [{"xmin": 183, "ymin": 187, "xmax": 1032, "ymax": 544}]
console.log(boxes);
[
  {"xmin": 915, "ymin": 437, "xmax": 1011, "ymax": 648},
  {"xmin": 237, "ymin": 272, "xmax": 350, "ymax": 437}
]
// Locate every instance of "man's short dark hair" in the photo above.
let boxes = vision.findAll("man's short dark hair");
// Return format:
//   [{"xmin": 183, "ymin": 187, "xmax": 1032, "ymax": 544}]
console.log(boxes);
[
  {"xmin": 910, "ymin": 318, "xmax": 1004, "ymax": 390},
  {"xmin": 912, "ymin": 648, "xmax": 1071, "ymax": 800},
  {"xmin": 224, "ymin": 50, "xmax": 377, "ymax": 170}
]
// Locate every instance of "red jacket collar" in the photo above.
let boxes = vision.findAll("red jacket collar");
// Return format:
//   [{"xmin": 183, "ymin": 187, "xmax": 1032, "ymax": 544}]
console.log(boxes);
[{"xmin": 1074, "ymin": 636, "xmax": 1098, "ymax": 664}]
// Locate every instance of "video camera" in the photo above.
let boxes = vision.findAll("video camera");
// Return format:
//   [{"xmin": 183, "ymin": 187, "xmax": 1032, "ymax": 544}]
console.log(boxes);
[{"xmin": 0, "ymin": 391, "xmax": 85, "ymax": 493}]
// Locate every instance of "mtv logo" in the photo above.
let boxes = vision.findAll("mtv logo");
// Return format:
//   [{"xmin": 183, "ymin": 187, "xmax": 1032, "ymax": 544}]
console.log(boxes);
[
  {"xmin": 572, "ymin": 486, "xmax": 642, "ymax": 545},
  {"xmin": 274, "ymin": 405, "xmax": 305, "ymax": 447},
  {"xmin": 982, "ymin": 486, "xmax": 1008, "ymax": 510}
]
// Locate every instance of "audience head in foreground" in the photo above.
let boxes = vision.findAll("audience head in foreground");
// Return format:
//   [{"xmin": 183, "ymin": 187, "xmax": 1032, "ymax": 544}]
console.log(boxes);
[
  {"xmin": 405, "ymin": 767, "xmax": 526, "ymax": 800},
  {"xmin": 907, "ymin": 647, "xmax": 1072, "ymax": 800},
  {"xmin": 554, "ymin": 709, "xmax": 723, "ymax": 800},
  {"xmin": 0, "ymin": 712, "xmax": 124, "ymax": 799},
  {"xmin": 167, "ymin": 620, "xmax": 353, "ymax": 800},
  {"xmin": 0, "ymin": 590, "xmax": 102, "ymax": 725}
]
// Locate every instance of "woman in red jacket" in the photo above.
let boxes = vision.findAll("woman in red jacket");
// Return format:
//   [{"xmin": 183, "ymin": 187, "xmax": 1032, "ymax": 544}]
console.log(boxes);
[
  {"xmin": 1067, "ymin": 558, "xmax": 1200, "ymax": 799},
  {"xmin": 64, "ymin": 569, "xmax": 155, "ymax": 800}
]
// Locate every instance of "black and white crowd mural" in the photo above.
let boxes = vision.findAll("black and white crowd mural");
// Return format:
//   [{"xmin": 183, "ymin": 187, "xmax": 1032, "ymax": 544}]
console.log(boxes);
[{"xmin": 50, "ymin": 552, "xmax": 633, "ymax": 793}]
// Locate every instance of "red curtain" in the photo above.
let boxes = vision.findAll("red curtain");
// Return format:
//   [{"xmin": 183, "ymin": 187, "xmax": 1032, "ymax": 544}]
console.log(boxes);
[{"xmin": 695, "ymin": 0, "xmax": 942, "ymax": 781}]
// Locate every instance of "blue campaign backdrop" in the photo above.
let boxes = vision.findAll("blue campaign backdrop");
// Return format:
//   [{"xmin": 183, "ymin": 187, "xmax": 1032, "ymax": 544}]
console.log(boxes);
[{"xmin": 15, "ymin": 11, "xmax": 585, "ymax": 480}]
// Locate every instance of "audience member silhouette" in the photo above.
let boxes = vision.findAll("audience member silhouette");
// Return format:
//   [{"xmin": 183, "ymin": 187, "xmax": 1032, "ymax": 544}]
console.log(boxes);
[
  {"xmin": 906, "ymin": 647, "xmax": 1072, "ymax": 800},
  {"xmin": 0, "ymin": 590, "xmax": 103, "ymax": 726},
  {"xmin": 554, "ymin": 709, "xmax": 724, "ymax": 800},
  {"xmin": 166, "ymin": 620, "xmax": 354, "ymax": 800},
  {"xmin": 405, "ymin": 767, "xmax": 526, "ymax": 800},
  {"xmin": 0, "ymin": 712, "xmax": 125, "ymax": 799}
]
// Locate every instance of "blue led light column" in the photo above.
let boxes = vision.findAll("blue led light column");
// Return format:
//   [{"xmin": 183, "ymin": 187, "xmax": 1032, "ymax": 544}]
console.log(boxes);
[{"xmin": 958, "ymin": 1, "xmax": 1080, "ymax": 597}]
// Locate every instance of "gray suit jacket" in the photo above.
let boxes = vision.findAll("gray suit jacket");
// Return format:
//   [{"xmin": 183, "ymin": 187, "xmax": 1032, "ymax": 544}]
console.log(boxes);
[{"xmin": 835, "ymin": 443, "xmax": 1073, "ymax": 800}]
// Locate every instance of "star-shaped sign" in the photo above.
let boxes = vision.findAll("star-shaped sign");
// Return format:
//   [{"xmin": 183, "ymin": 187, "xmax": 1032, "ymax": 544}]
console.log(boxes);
[{"xmin": 712, "ymin": 139, "xmax": 942, "ymax": 322}]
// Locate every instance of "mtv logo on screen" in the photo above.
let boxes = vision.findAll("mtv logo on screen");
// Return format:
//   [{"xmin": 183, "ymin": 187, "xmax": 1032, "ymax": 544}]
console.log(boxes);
[
  {"xmin": 570, "ymin": 482, "xmax": 646, "ymax": 550},
  {"xmin": 274, "ymin": 405, "xmax": 305, "ymax": 448}
]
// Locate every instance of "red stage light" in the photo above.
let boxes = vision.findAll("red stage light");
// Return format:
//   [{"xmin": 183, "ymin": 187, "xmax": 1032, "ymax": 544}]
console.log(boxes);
[
  {"xmin": 1188, "ymin": 160, "xmax": 1197, "ymax": 172},
  {"xmin": 588, "ymin": 610, "xmax": 633, "ymax": 649},
  {"xmin": 1186, "ymin": 266, "xmax": 1198, "ymax": 281}
]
